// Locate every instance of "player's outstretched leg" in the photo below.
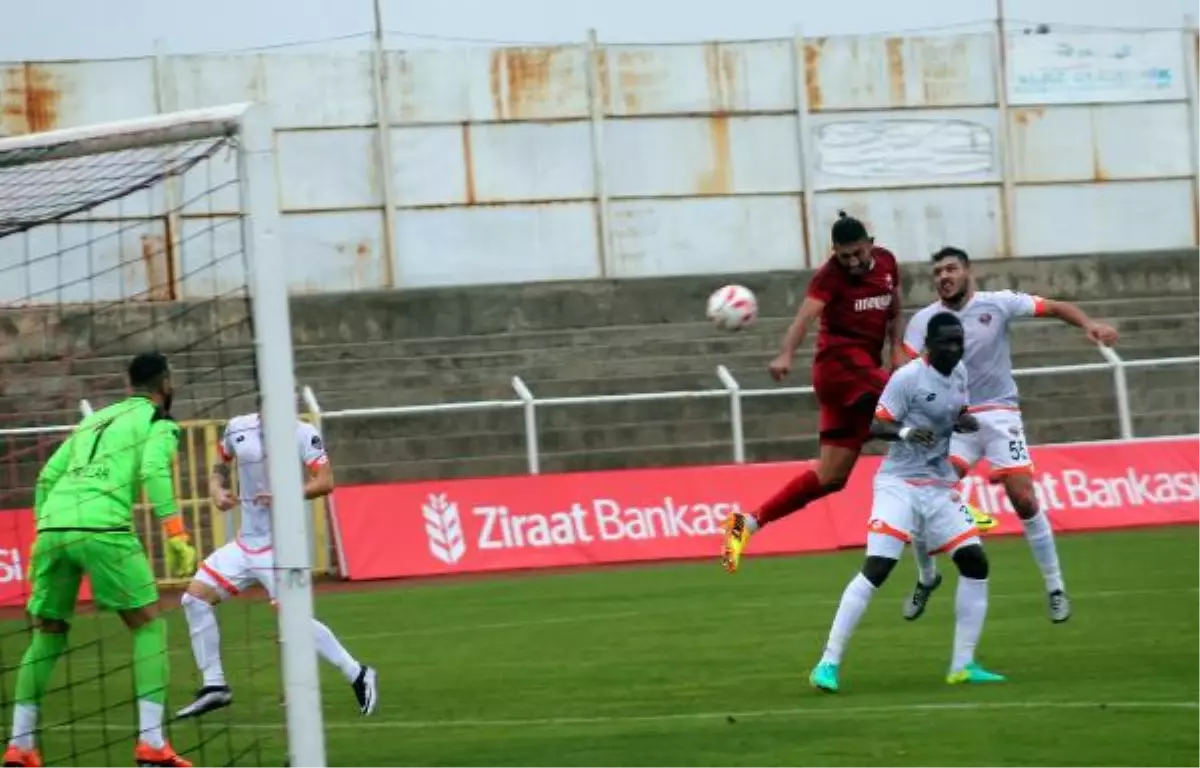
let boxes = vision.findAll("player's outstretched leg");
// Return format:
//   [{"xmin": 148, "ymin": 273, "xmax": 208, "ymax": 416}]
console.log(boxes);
[
  {"xmin": 313, "ymin": 619, "xmax": 378, "ymax": 715},
  {"xmin": 1004, "ymin": 474, "xmax": 1070, "ymax": 622},
  {"xmin": 723, "ymin": 442, "xmax": 861, "ymax": 573},
  {"xmin": 810, "ymin": 552, "xmax": 897, "ymax": 693},
  {"xmin": 945, "ymin": 543, "xmax": 1005, "ymax": 685},
  {"xmin": 177, "ymin": 583, "xmax": 233, "ymax": 719}
]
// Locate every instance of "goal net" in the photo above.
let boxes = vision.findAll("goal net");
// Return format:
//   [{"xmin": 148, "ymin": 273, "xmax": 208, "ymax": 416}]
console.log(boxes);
[{"xmin": 0, "ymin": 104, "xmax": 324, "ymax": 767}]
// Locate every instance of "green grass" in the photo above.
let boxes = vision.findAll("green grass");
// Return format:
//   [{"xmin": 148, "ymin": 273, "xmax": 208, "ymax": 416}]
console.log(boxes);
[{"xmin": 0, "ymin": 527, "xmax": 1195, "ymax": 766}]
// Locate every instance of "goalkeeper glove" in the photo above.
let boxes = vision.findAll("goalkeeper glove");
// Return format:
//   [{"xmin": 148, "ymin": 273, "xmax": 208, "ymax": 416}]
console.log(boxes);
[{"xmin": 162, "ymin": 516, "xmax": 197, "ymax": 579}]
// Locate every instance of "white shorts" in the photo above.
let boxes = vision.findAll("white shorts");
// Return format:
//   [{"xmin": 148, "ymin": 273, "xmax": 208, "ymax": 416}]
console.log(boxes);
[
  {"xmin": 950, "ymin": 408, "xmax": 1033, "ymax": 480},
  {"xmin": 866, "ymin": 475, "xmax": 980, "ymax": 560},
  {"xmin": 196, "ymin": 539, "xmax": 276, "ymax": 600}
]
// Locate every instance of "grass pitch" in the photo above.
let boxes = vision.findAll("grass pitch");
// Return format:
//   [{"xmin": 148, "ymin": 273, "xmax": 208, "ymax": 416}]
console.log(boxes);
[{"xmin": 0, "ymin": 526, "xmax": 1195, "ymax": 766}]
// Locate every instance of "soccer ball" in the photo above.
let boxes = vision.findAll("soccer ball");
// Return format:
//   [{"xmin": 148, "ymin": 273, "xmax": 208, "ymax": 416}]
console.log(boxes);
[{"xmin": 706, "ymin": 285, "xmax": 758, "ymax": 331}]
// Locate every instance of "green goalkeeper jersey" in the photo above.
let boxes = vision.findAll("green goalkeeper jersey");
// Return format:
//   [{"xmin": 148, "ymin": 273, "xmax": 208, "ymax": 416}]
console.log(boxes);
[{"xmin": 35, "ymin": 395, "xmax": 181, "ymax": 532}]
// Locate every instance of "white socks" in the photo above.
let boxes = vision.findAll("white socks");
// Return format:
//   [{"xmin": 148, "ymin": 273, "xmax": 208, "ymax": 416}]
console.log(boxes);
[
  {"xmin": 138, "ymin": 700, "xmax": 165, "ymax": 749},
  {"xmin": 9, "ymin": 703, "xmax": 37, "ymax": 749},
  {"xmin": 182, "ymin": 593, "xmax": 226, "ymax": 687},
  {"xmin": 820, "ymin": 573, "xmax": 877, "ymax": 665},
  {"xmin": 313, "ymin": 620, "xmax": 362, "ymax": 683},
  {"xmin": 1022, "ymin": 510, "xmax": 1065, "ymax": 593},
  {"xmin": 951, "ymin": 576, "xmax": 989, "ymax": 672},
  {"xmin": 912, "ymin": 537, "xmax": 939, "ymax": 586}
]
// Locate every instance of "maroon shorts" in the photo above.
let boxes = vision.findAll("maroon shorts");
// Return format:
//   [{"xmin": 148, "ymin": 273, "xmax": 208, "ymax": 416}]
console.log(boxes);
[{"xmin": 813, "ymin": 363, "xmax": 890, "ymax": 450}]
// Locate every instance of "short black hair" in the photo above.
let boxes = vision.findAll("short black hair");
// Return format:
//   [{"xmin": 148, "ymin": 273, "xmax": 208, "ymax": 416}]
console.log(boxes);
[
  {"xmin": 831, "ymin": 210, "xmax": 869, "ymax": 246},
  {"xmin": 128, "ymin": 352, "xmax": 170, "ymax": 390},
  {"xmin": 931, "ymin": 246, "xmax": 970, "ymax": 265},
  {"xmin": 926, "ymin": 311, "xmax": 963, "ymax": 341}
]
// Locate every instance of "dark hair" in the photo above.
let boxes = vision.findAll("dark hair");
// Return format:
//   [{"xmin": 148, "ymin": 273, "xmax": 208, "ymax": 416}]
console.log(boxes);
[
  {"xmin": 926, "ymin": 311, "xmax": 963, "ymax": 340},
  {"xmin": 831, "ymin": 210, "xmax": 869, "ymax": 246},
  {"xmin": 127, "ymin": 352, "xmax": 170, "ymax": 390},
  {"xmin": 931, "ymin": 246, "xmax": 970, "ymax": 265}
]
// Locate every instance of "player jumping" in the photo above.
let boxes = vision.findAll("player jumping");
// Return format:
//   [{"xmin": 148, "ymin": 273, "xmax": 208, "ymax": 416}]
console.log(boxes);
[
  {"xmin": 722, "ymin": 212, "xmax": 907, "ymax": 572},
  {"xmin": 810, "ymin": 312, "xmax": 1005, "ymax": 692},
  {"xmin": 898, "ymin": 247, "xmax": 1120, "ymax": 623},
  {"xmin": 176, "ymin": 408, "xmax": 378, "ymax": 719},
  {"xmin": 5, "ymin": 353, "xmax": 197, "ymax": 768}
]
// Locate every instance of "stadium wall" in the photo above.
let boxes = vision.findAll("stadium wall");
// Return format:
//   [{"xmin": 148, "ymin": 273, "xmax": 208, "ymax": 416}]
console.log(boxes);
[{"xmin": 1, "ymin": 23, "xmax": 1197, "ymax": 297}]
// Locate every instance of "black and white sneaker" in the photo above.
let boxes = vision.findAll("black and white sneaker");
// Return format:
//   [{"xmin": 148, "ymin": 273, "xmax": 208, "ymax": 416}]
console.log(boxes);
[
  {"xmin": 1048, "ymin": 590, "xmax": 1071, "ymax": 623},
  {"xmin": 175, "ymin": 685, "xmax": 233, "ymax": 719},
  {"xmin": 352, "ymin": 665, "xmax": 378, "ymax": 716},
  {"xmin": 902, "ymin": 573, "xmax": 943, "ymax": 621}
]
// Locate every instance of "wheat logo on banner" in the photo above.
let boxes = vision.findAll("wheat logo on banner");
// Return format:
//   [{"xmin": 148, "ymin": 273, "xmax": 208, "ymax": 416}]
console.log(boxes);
[{"xmin": 423, "ymin": 493, "xmax": 466, "ymax": 565}]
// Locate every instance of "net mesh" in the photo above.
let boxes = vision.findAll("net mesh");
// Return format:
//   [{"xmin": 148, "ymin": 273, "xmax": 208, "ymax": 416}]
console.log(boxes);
[{"xmin": 0, "ymin": 122, "xmax": 278, "ymax": 766}]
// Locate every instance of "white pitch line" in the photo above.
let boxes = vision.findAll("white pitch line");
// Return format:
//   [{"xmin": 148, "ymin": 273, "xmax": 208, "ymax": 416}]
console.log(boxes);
[{"xmin": 45, "ymin": 700, "xmax": 1200, "ymax": 733}]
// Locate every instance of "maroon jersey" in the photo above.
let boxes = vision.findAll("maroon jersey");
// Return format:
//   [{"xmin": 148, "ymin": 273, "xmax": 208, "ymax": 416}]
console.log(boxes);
[{"xmin": 806, "ymin": 246, "xmax": 900, "ymax": 374}]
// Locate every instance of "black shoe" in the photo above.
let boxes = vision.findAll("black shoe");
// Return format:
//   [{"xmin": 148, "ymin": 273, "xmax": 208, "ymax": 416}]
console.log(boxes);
[
  {"xmin": 352, "ymin": 665, "xmax": 378, "ymax": 715},
  {"xmin": 902, "ymin": 573, "xmax": 943, "ymax": 621},
  {"xmin": 1048, "ymin": 590, "xmax": 1072, "ymax": 623},
  {"xmin": 175, "ymin": 685, "xmax": 233, "ymax": 719}
]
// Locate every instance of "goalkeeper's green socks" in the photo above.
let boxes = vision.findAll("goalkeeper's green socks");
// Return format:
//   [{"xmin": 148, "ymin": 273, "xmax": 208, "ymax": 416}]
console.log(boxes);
[
  {"xmin": 10, "ymin": 630, "xmax": 68, "ymax": 748},
  {"xmin": 132, "ymin": 619, "xmax": 169, "ymax": 749}
]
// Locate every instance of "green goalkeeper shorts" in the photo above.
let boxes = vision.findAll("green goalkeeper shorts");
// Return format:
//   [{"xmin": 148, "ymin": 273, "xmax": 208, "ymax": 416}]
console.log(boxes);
[{"xmin": 27, "ymin": 531, "xmax": 159, "ymax": 620}]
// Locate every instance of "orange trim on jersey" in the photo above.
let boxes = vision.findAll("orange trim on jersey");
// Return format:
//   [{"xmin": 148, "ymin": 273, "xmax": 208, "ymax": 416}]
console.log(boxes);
[
  {"xmin": 216, "ymin": 442, "xmax": 231, "ymax": 462},
  {"xmin": 902, "ymin": 342, "xmax": 920, "ymax": 358},
  {"xmin": 874, "ymin": 405, "xmax": 897, "ymax": 422},
  {"xmin": 306, "ymin": 455, "xmax": 329, "ymax": 468},
  {"xmin": 235, "ymin": 538, "xmax": 273, "ymax": 555},
  {"xmin": 200, "ymin": 562, "xmax": 240, "ymax": 596},
  {"xmin": 866, "ymin": 518, "xmax": 911, "ymax": 542},
  {"xmin": 950, "ymin": 455, "xmax": 973, "ymax": 474},
  {"xmin": 989, "ymin": 465, "xmax": 1036, "ymax": 483},
  {"xmin": 966, "ymin": 404, "xmax": 1021, "ymax": 414},
  {"xmin": 933, "ymin": 526, "xmax": 981, "ymax": 555},
  {"xmin": 1031, "ymin": 296, "xmax": 1047, "ymax": 316}
]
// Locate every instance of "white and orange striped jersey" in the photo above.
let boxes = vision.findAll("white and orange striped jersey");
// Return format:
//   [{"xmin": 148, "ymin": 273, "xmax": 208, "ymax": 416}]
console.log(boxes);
[
  {"xmin": 903, "ymin": 291, "xmax": 1045, "ymax": 410},
  {"xmin": 217, "ymin": 413, "xmax": 329, "ymax": 548}
]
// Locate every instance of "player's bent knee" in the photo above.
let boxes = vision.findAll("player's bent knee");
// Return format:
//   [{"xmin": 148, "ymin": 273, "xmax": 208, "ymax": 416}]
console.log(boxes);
[
  {"xmin": 118, "ymin": 603, "xmax": 159, "ymax": 631},
  {"xmin": 951, "ymin": 543, "xmax": 989, "ymax": 580},
  {"xmin": 31, "ymin": 616, "xmax": 69, "ymax": 634},
  {"xmin": 185, "ymin": 579, "xmax": 223, "ymax": 606},
  {"xmin": 860, "ymin": 555, "xmax": 897, "ymax": 588}
]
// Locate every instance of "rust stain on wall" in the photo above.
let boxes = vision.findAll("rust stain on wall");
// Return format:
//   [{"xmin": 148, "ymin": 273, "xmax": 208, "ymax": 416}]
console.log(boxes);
[
  {"xmin": 460, "ymin": 122, "xmax": 477, "ymax": 204},
  {"xmin": 885, "ymin": 37, "xmax": 906, "ymax": 106},
  {"xmin": 489, "ymin": 47, "xmax": 555, "ymax": 120},
  {"xmin": 1089, "ymin": 109, "xmax": 1107, "ymax": 182},
  {"xmin": 804, "ymin": 39, "xmax": 826, "ymax": 111},
  {"xmin": 139, "ymin": 234, "xmax": 172, "ymax": 302},
  {"xmin": 920, "ymin": 38, "xmax": 969, "ymax": 106},
  {"xmin": 697, "ymin": 115, "xmax": 732, "ymax": 195},
  {"xmin": 613, "ymin": 49, "xmax": 660, "ymax": 115},
  {"xmin": 1011, "ymin": 106, "xmax": 1044, "ymax": 126},
  {"xmin": 1, "ymin": 64, "xmax": 62, "ymax": 135},
  {"xmin": 354, "ymin": 241, "xmax": 373, "ymax": 286}
]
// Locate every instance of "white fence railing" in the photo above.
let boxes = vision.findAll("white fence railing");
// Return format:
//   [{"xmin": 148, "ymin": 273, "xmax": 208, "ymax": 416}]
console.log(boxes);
[{"xmin": 300, "ymin": 347, "xmax": 1200, "ymax": 475}]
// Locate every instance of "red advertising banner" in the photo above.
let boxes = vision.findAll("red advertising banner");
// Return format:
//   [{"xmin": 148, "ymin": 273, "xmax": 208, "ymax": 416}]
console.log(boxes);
[
  {"xmin": 0, "ymin": 510, "xmax": 93, "ymax": 609},
  {"xmin": 333, "ymin": 437, "xmax": 1197, "ymax": 580}
]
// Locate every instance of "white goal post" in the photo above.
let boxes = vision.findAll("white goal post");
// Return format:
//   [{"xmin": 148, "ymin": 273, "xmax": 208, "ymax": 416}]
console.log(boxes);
[{"xmin": 0, "ymin": 103, "xmax": 327, "ymax": 767}]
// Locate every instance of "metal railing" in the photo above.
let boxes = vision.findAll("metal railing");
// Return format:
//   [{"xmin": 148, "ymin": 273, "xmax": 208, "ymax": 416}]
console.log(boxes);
[{"xmin": 304, "ymin": 346, "xmax": 1199, "ymax": 474}]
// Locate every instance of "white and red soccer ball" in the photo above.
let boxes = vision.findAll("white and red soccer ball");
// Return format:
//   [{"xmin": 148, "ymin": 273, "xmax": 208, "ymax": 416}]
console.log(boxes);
[{"xmin": 706, "ymin": 284, "xmax": 758, "ymax": 331}]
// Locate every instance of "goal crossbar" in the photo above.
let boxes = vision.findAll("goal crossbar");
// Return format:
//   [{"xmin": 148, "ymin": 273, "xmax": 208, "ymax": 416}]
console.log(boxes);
[{"xmin": 0, "ymin": 102, "xmax": 253, "ymax": 168}]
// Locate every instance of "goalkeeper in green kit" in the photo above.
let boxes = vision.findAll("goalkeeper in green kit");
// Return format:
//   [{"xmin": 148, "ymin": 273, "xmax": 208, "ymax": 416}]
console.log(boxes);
[{"xmin": 3, "ymin": 353, "xmax": 197, "ymax": 768}]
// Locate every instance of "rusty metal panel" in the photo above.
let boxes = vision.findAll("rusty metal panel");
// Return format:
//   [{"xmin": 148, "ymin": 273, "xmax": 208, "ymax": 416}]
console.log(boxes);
[
  {"xmin": 388, "ymin": 45, "xmax": 590, "ymax": 124},
  {"xmin": 282, "ymin": 212, "xmax": 387, "ymax": 292},
  {"xmin": 393, "ymin": 204, "xmax": 599, "ymax": 287},
  {"xmin": 608, "ymin": 197, "xmax": 804, "ymax": 277},
  {"xmin": 1014, "ymin": 180, "xmax": 1194, "ymax": 256},
  {"xmin": 467, "ymin": 121, "xmax": 594, "ymax": 202},
  {"xmin": 599, "ymin": 40, "xmax": 794, "ymax": 117},
  {"xmin": 805, "ymin": 33, "xmax": 995, "ymax": 112},
  {"xmin": 1, "ymin": 60, "xmax": 157, "ymax": 137},
  {"xmin": 811, "ymin": 108, "xmax": 999, "ymax": 189},
  {"xmin": 813, "ymin": 187, "xmax": 1003, "ymax": 262},
  {"xmin": 176, "ymin": 215, "xmax": 248, "ymax": 299},
  {"xmin": 0, "ymin": 219, "xmax": 162, "ymax": 303},
  {"xmin": 1010, "ymin": 103, "xmax": 1193, "ymax": 183},
  {"xmin": 164, "ymin": 53, "xmax": 374, "ymax": 129},
  {"xmin": 605, "ymin": 115, "xmax": 801, "ymax": 197},
  {"xmin": 389, "ymin": 126, "xmax": 468, "ymax": 207},
  {"xmin": 277, "ymin": 128, "xmax": 381, "ymax": 211}
]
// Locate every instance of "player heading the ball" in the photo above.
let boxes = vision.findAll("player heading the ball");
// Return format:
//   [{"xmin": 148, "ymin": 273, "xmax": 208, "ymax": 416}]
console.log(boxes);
[{"xmin": 5, "ymin": 353, "xmax": 197, "ymax": 768}]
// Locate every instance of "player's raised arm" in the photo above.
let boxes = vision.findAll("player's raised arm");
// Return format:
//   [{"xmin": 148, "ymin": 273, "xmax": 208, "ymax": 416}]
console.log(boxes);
[
  {"xmin": 300, "ymin": 426, "xmax": 334, "ymax": 500},
  {"xmin": 1000, "ymin": 290, "xmax": 1119, "ymax": 346},
  {"xmin": 886, "ymin": 272, "xmax": 905, "ymax": 369},
  {"xmin": 768, "ymin": 282, "xmax": 827, "ymax": 381}
]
